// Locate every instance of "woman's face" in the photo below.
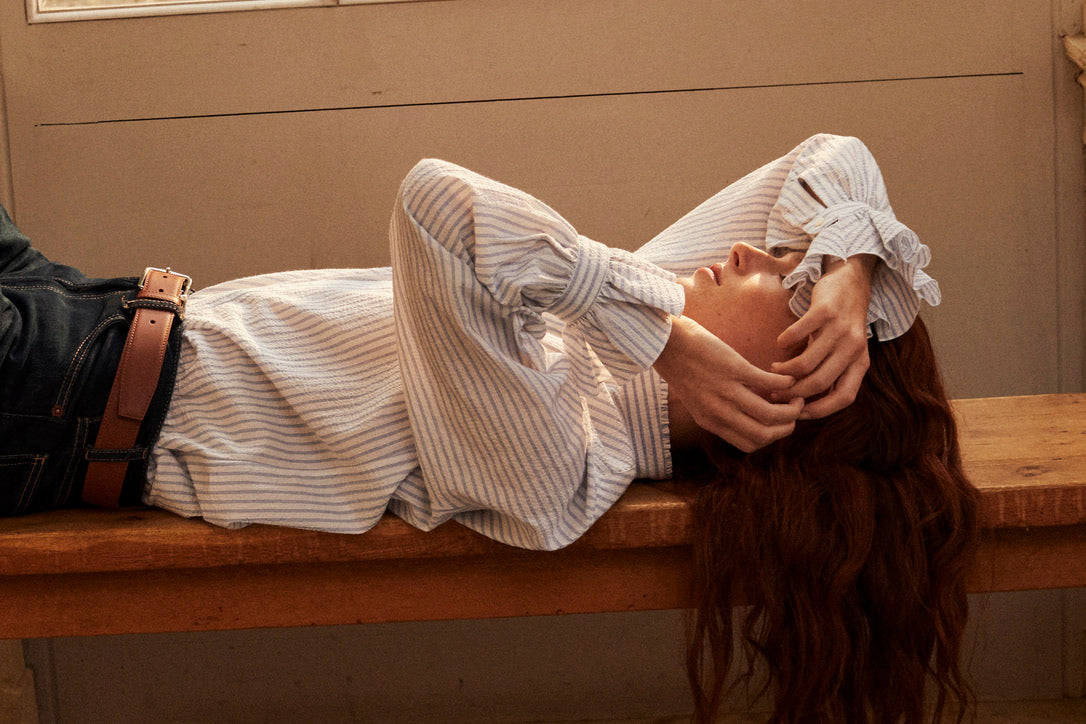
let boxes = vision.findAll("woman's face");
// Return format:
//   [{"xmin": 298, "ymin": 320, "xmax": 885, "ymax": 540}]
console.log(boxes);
[{"xmin": 677, "ymin": 243, "xmax": 805, "ymax": 370}]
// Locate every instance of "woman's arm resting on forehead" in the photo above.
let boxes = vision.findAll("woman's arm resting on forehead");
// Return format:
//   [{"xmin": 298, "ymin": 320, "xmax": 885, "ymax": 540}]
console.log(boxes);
[
  {"xmin": 772, "ymin": 254, "xmax": 876, "ymax": 419},
  {"xmin": 654, "ymin": 315, "xmax": 803, "ymax": 453}
]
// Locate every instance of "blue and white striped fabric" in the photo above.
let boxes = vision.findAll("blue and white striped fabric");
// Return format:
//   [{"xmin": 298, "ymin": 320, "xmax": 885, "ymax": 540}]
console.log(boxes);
[
  {"xmin": 386, "ymin": 159, "xmax": 683, "ymax": 549},
  {"xmin": 144, "ymin": 269, "xmax": 421, "ymax": 533},
  {"xmin": 145, "ymin": 160, "xmax": 683, "ymax": 549},
  {"xmin": 146, "ymin": 134, "xmax": 938, "ymax": 549}
]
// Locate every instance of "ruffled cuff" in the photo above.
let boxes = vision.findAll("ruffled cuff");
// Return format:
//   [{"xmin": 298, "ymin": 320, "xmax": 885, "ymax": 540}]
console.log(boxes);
[
  {"xmin": 776, "ymin": 201, "xmax": 941, "ymax": 341},
  {"xmin": 564, "ymin": 241, "xmax": 684, "ymax": 382},
  {"xmin": 475, "ymin": 224, "xmax": 683, "ymax": 385},
  {"xmin": 765, "ymin": 137, "xmax": 942, "ymax": 342}
]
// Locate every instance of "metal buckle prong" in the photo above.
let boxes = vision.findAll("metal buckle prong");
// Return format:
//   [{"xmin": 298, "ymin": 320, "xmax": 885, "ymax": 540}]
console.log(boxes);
[{"xmin": 140, "ymin": 266, "xmax": 192, "ymax": 317}]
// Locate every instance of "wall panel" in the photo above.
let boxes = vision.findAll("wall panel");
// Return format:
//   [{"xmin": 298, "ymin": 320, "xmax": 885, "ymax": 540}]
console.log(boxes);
[
  {"xmin": 9, "ymin": 71, "xmax": 1059, "ymax": 398},
  {"xmin": 0, "ymin": 0, "xmax": 1065, "ymax": 399},
  {"xmin": 1, "ymin": 0, "xmax": 1038, "ymax": 124},
  {"xmin": 1, "ymin": 0, "xmax": 1083, "ymax": 720}
]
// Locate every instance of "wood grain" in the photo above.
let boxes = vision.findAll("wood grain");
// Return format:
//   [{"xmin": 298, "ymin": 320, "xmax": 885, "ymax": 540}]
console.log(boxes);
[
  {"xmin": 0, "ymin": 394, "xmax": 1083, "ymax": 638},
  {"xmin": 955, "ymin": 394, "xmax": 1086, "ymax": 528}
]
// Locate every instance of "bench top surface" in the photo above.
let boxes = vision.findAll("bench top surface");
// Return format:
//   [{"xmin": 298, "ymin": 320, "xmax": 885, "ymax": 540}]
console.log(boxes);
[{"xmin": 1, "ymin": 393, "xmax": 1084, "ymax": 577}]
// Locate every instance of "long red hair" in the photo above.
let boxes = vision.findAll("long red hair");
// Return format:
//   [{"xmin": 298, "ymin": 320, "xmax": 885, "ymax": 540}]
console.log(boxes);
[{"xmin": 683, "ymin": 317, "xmax": 980, "ymax": 722}]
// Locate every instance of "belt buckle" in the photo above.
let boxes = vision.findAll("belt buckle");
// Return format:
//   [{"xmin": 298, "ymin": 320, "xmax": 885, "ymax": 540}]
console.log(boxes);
[{"xmin": 140, "ymin": 266, "xmax": 192, "ymax": 317}]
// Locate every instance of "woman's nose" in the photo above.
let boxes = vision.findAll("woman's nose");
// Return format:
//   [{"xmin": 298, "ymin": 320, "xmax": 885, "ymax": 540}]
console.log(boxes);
[{"xmin": 729, "ymin": 242, "xmax": 773, "ymax": 274}]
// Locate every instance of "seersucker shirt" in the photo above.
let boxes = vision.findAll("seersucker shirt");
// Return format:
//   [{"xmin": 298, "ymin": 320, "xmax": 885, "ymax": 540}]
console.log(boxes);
[{"xmin": 145, "ymin": 134, "xmax": 940, "ymax": 550}]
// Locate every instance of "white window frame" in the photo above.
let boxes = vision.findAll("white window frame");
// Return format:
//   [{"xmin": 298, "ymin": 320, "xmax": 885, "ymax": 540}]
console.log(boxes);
[{"xmin": 27, "ymin": 0, "xmax": 416, "ymax": 23}]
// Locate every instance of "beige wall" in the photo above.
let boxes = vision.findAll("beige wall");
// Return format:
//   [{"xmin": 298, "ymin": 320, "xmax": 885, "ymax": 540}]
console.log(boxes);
[
  {"xmin": 0, "ymin": 0, "xmax": 1082, "ymax": 398},
  {"xmin": 1, "ymin": 0, "xmax": 1085, "ymax": 720}
]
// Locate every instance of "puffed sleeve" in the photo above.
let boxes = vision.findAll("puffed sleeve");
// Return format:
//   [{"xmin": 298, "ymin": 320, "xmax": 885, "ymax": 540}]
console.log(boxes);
[
  {"xmin": 389, "ymin": 159, "xmax": 683, "ymax": 550},
  {"xmin": 635, "ymin": 134, "xmax": 939, "ymax": 341},
  {"xmin": 767, "ymin": 134, "xmax": 940, "ymax": 340}
]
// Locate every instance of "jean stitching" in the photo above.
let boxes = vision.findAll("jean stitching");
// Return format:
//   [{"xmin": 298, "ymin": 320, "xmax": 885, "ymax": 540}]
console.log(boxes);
[
  {"xmin": 53, "ymin": 313, "xmax": 128, "ymax": 416},
  {"xmin": 58, "ymin": 416, "xmax": 91, "ymax": 505},
  {"xmin": 7, "ymin": 455, "xmax": 46, "ymax": 514},
  {"xmin": 0, "ymin": 282, "xmax": 127, "ymax": 301}
]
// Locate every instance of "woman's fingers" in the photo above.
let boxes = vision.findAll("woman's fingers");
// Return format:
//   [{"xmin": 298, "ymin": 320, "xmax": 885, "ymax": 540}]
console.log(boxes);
[
  {"xmin": 771, "ymin": 253, "xmax": 876, "ymax": 409},
  {"xmin": 739, "ymin": 398, "xmax": 804, "ymax": 451},
  {"xmin": 773, "ymin": 298, "xmax": 870, "ymax": 403},
  {"xmin": 778, "ymin": 331, "xmax": 867, "ymax": 401},
  {"xmin": 655, "ymin": 315, "xmax": 804, "ymax": 451},
  {"xmin": 740, "ymin": 362, "xmax": 799, "ymax": 395},
  {"xmin": 728, "ymin": 378, "xmax": 802, "ymax": 422},
  {"xmin": 772, "ymin": 327, "xmax": 837, "ymax": 379},
  {"xmin": 702, "ymin": 394, "xmax": 803, "ymax": 452},
  {"xmin": 798, "ymin": 351, "xmax": 870, "ymax": 419},
  {"xmin": 776, "ymin": 306, "xmax": 827, "ymax": 351},
  {"xmin": 691, "ymin": 359, "xmax": 803, "ymax": 449}
]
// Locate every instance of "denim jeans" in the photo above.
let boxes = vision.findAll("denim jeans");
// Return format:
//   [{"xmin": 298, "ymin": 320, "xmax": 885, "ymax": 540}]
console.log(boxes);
[{"xmin": 0, "ymin": 207, "xmax": 180, "ymax": 514}]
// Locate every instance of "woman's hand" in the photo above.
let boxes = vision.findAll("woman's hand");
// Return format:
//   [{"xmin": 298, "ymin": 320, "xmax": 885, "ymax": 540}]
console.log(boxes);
[
  {"xmin": 655, "ymin": 315, "xmax": 804, "ymax": 453},
  {"xmin": 771, "ymin": 254, "xmax": 875, "ymax": 419}
]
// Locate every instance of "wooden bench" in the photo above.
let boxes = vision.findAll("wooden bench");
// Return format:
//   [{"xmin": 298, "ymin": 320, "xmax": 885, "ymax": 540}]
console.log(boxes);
[{"xmin": 0, "ymin": 393, "xmax": 1083, "ymax": 640}]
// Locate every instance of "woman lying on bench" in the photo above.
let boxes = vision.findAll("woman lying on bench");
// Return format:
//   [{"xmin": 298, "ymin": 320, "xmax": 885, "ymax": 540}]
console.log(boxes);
[{"xmin": 0, "ymin": 134, "xmax": 979, "ymax": 723}]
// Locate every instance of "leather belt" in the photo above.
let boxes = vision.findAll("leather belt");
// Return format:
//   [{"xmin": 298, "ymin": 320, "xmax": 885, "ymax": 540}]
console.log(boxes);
[{"xmin": 82, "ymin": 267, "xmax": 191, "ymax": 508}]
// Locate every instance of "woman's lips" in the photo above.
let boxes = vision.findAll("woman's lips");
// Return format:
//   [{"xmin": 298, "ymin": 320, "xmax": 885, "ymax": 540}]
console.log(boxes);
[{"xmin": 695, "ymin": 263, "xmax": 725, "ymax": 285}]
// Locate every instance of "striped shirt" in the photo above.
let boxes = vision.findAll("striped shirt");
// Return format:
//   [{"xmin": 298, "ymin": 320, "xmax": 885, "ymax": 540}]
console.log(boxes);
[{"xmin": 145, "ymin": 134, "xmax": 939, "ymax": 550}]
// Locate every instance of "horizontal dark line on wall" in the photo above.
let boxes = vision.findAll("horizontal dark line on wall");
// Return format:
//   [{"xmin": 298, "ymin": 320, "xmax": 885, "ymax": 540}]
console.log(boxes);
[{"xmin": 37, "ymin": 72, "xmax": 1024, "ymax": 128}]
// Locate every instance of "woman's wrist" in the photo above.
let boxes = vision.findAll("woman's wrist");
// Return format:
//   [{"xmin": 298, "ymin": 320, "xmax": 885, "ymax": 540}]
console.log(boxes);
[{"xmin": 823, "ymin": 252, "xmax": 877, "ymax": 281}]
